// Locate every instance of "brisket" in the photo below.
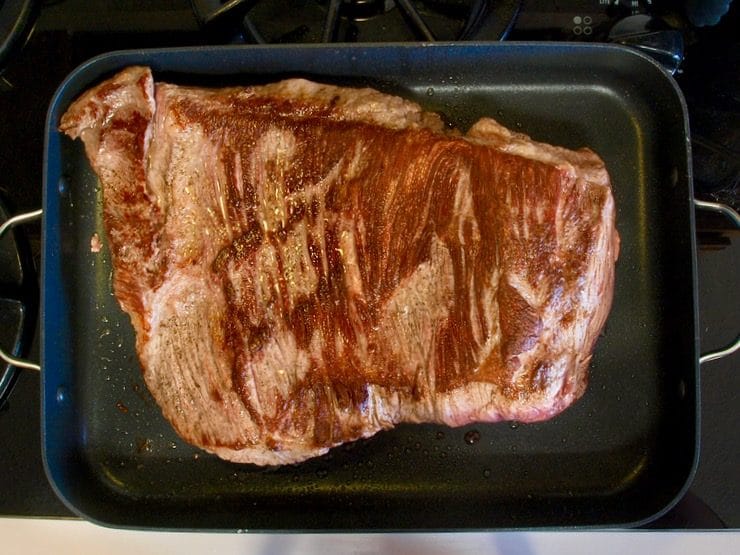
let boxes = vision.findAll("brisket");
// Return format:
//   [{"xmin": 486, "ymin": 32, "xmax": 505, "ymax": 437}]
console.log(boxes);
[{"xmin": 60, "ymin": 66, "xmax": 619, "ymax": 465}]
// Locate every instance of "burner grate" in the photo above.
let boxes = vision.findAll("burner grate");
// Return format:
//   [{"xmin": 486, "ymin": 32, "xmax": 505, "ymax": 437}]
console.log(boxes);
[{"xmin": 191, "ymin": 0, "xmax": 520, "ymax": 44}]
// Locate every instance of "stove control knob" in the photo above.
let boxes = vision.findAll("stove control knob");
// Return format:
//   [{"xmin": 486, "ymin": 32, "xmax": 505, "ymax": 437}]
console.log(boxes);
[{"xmin": 608, "ymin": 15, "xmax": 684, "ymax": 75}]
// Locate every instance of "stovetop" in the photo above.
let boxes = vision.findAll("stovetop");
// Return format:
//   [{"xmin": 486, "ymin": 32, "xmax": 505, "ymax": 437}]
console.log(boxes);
[{"xmin": 0, "ymin": 0, "xmax": 737, "ymax": 528}]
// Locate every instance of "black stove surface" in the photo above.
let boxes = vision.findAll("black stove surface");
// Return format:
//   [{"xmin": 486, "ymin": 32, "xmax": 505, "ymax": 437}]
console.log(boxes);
[{"xmin": 0, "ymin": 0, "xmax": 737, "ymax": 528}]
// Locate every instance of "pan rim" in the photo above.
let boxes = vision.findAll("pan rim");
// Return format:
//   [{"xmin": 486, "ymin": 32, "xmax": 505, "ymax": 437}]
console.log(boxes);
[{"xmin": 39, "ymin": 42, "xmax": 700, "ymax": 531}]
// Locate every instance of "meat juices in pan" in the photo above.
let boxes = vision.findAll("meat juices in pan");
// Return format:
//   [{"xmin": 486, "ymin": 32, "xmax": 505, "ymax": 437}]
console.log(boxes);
[{"xmin": 60, "ymin": 67, "xmax": 619, "ymax": 465}]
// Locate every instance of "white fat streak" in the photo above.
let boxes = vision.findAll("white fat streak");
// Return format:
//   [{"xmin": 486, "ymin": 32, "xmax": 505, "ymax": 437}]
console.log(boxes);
[
  {"xmin": 337, "ymin": 217, "xmax": 371, "ymax": 359},
  {"xmin": 289, "ymin": 155, "xmax": 345, "ymax": 278},
  {"xmin": 484, "ymin": 266, "xmax": 501, "ymax": 343},
  {"xmin": 355, "ymin": 216, "xmax": 369, "ymax": 277},
  {"xmin": 452, "ymin": 166, "xmax": 478, "ymax": 246},
  {"xmin": 453, "ymin": 168, "xmax": 503, "ymax": 368},
  {"xmin": 344, "ymin": 141, "xmax": 365, "ymax": 178},
  {"xmin": 575, "ymin": 195, "xmax": 615, "ymax": 350},
  {"xmin": 141, "ymin": 74, "xmax": 156, "ymax": 197},
  {"xmin": 335, "ymin": 332, "xmax": 345, "ymax": 357},
  {"xmin": 468, "ymin": 272, "xmax": 483, "ymax": 353},
  {"xmin": 231, "ymin": 125, "xmax": 329, "ymax": 324},
  {"xmin": 309, "ymin": 328, "xmax": 325, "ymax": 369},
  {"xmin": 363, "ymin": 385, "xmax": 398, "ymax": 428},
  {"xmin": 215, "ymin": 169, "xmax": 233, "ymax": 241},
  {"xmin": 338, "ymin": 220, "xmax": 364, "ymax": 299},
  {"xmin": 505, "ymin": 186, "xmax": 520, "ymax": 240},
  {"xmin": 142, "ymin": 266, "xmax": 257, "ymax": 444},
  {"xmin": 233, "ymin": 151, "xmax": 244, "ymax": 198},
  {"xmin": 315, "ymin": 210, "xmax": 329, "ymax": 279},
  {"xmin": 245, "ymin": 327, "xmax": 310, "ymax": 419},
  {"xmin": 506, "ymin": 270, "xmax": 547, "ymax": 308},
  {"xmin": 249, "ymin": 127, "xmax": 297, "ymax": 233},
  {"xmin": 252, "ymin": 242, "xmax": 281, "ymax": 322},
  {"xmin": 521, "ymin": 201, "xmax": 530, "ymax": 241},
  {"xmin": 158, "ymin": 123, "xmax": 228, "ymax": 265},
  {"xmin": 233, "ymin": 151, "xmax": 253, "ymax": 232},
  {"xmin": 307, "ymin": 169, "xmax": 337, "ymax": 279},
  {"xmin": 280, "ymin": 142, "xmax": 365, "ymax": 282},
  {"xmin": 451, "ymin": 165, "xmax": 480, "ymax": 287},
  {"xmin": 468, "ymin": 266, "xmax": 502, "ymax": 367},
  {"xmin": 535, "ymin": 200, "xmax": 545, "ymax": 225},
  {"xmin": 281, "ymin": 219, "xmax": 319, "ymax": 310},
  {"xmin": 229, "ymin": 188, "xmax": 335, "ymax": 322},
  {"xmin": 379, "ymin": 235, "xmax": 454, "ymax": 388},
  {"xmin": 555, "ymin": 182, "xmax": 565, "ymax": 251},
  {"xmin": 554, "ymin": 175, "xmax": 583, "ymax": 253},
  {"xmin": 541, "ymin": 357, "xmax": 568, "ymax": 398}
]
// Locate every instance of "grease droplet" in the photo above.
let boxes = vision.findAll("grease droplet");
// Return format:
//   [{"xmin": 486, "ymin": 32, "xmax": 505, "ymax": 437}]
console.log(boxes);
[
  {"xmin": 483, "ymin": 469, "xmax": 491, "ymax": 478},
  {"xmin": 509, "ymin": 421, "xmax": 519, "ymax": 430},
  {"xmin": 435, "ymin": 431, "xmax": 445, "ymax": 440},
  {"xmin": 55, "ymin": 386, "xmax": 67, "ymax": 403},
  {"xmin": 115, "ymin": 401, "xmax": 128, "ymax": 414},
  {"xmin": 464, "ymin": 430, "xmax": 481, "ymax": 445},
  {"xmin": 426, "ymin": 87, "xmax": 434, "ymax": 96},
  {"xmin": 136, "ymin": 438, "xmax": 152, "ymax": 454}
]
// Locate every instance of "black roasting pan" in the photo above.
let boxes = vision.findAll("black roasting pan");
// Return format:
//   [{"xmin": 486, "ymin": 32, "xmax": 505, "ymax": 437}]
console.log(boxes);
[{"xmin": 29, "ymin": 43, "xmax": 714, "ymax": 530}]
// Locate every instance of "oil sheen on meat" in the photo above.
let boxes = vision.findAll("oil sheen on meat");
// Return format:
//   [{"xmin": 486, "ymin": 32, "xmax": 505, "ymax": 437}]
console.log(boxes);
[{"xmin": 59, "ymin": 66, "xmax": 619, "ymax": 465}]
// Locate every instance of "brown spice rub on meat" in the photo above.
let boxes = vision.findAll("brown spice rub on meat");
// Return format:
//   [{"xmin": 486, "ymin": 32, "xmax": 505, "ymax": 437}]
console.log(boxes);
[{"xmin": 59, "ymin": 66, "xmax": 619, "ymax": 465}]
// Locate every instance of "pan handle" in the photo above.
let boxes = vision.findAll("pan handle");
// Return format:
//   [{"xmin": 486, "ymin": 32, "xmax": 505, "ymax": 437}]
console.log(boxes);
[
  {"xmin": 0, "ymin": 209, "xmax": 42, "ymax": 372},
  {"xmin": 2, "ymin": 202, "xmax": 738, "ymax": 368},
  {"xmin": 694, "ymin": 199, "xmax": 740, "ymax": 365}
]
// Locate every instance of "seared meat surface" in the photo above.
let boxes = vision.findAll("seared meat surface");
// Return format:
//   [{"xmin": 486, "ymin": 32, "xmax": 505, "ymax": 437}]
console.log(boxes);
[{"xmin": 60, "ymin": 67, "xmax": 619, "ymax": 465}]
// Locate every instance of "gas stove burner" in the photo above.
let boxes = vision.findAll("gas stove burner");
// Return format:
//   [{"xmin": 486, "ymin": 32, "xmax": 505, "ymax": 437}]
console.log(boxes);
[
  {"xmin": 336, "ymin": 0, "xmax": 396, "ymax": 22},
  {"xmin": 0, "ymin": 198, "xmax": 38, "ymax": 409},
  {"xmin": 0, "ymin": 0, "xmax": 37, "ymax": 75},
  {"xmin": 191, "ymin": 0, "xmax": 521, "ymax": 44}
]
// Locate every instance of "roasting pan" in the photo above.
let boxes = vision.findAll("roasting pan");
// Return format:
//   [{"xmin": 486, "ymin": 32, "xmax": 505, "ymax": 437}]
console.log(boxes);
[{"xmin": 4, "ymin": 43, "xmax": 738, "ymax": 530}]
